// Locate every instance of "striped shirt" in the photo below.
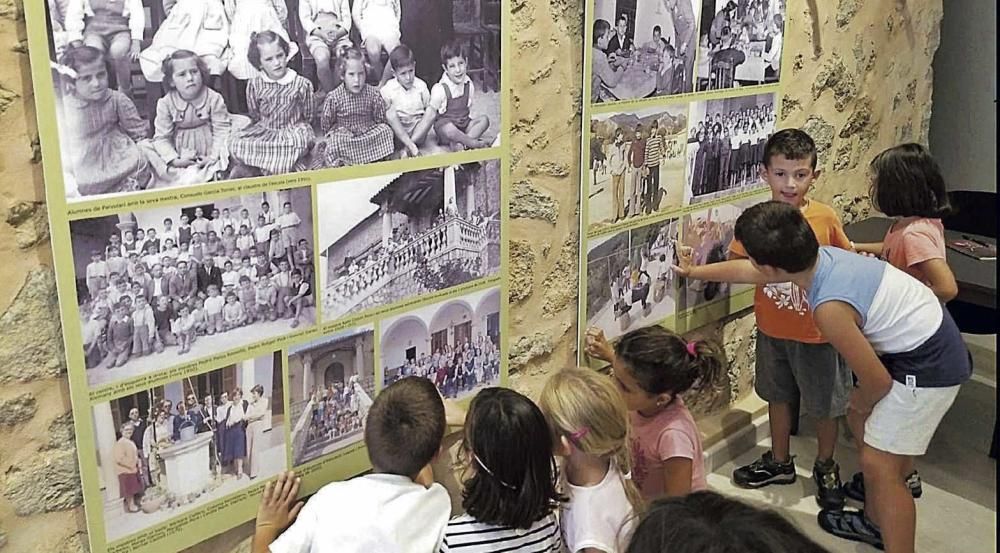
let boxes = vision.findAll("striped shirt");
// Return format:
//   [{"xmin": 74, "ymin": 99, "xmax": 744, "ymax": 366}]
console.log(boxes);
[
  {"xmin": 644, "ymin": 134, "xmax": 663, "ymax": 166},
  {"xmin": 439, "ymin": 512, "xmax": 562, "ymax": 553}
]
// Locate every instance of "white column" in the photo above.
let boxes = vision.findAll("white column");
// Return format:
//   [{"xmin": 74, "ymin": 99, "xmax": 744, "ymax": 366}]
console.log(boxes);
[
  {"xmin": 354, "ymin": 337, "xmax": 364, "ymax": 380},
  {"xmin": 241, "ymin": 359, "xmax": 256, "ymax": 392},
  {"xmin": 301, "ymin": 353, "xmax": 313, "ymax": 399},
  {"xmin": 93, "ymin": 403, "xmax": 120, "ymax": 503},
  {"xmin": 444, "ymin": 166, "xmax": 457, "ymax": 216},
  {"xmin": 466, "ymin": 177, "xmax": 476, "ymax": 219},
  {"xmin": 381, "ymin": 202, "xmax": 391, "ymax": 249}
]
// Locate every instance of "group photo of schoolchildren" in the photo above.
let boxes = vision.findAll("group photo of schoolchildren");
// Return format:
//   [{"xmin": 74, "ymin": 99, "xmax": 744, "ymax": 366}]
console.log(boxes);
[
  {"xmin": 44, "ymin": 0, "xmax": 501, "ymax": 200},
  {"xmin": 686, "ymin": 93, "xmax": 776, "ymax": 204},
  {"xmin": 71, "ymin": 187, "xmax": 316, "ymax": 388}
]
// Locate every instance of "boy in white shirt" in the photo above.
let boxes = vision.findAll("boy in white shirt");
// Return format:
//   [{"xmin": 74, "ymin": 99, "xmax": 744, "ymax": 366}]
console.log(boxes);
[
  {"xmin": 381, "ymin": 44, "xmax": 435, "ymax": 158},
  {"xmin": 252, "ymin": 377, "xmax": 453, "ymax": 553}
]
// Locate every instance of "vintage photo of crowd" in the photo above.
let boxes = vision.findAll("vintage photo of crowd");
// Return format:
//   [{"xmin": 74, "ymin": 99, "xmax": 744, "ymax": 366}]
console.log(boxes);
[
  {"xmin": 588, "ymin": 105, "xmax": 687, "ymax": 230},
  {"xmin": 43, "ymin": 0, "xmax": 501, "ymax": 200},
  {"xmin": 695, "ymin": 0, "xmax": 785, "ymax": 91},
  {"xmin": 590, "ymin": 0, "xmax": 699, "ymax": 103},
  {"xmin": 71, "ymin": 186, "xmax": 316, "ymax": 388},
  {"xmin": 318, "ymin": 160, "xmax": 501, "ymax": 322},
  {"xmin": 676, "ymin": 201, "xmax": 753, "ymax": 309},
  {"xmin": 287, "ymin": 326, "xmax": 375, "ymax": 466},
  {"xmin": 586, "ymin": 218, "xmax": 679, "ymax": 341},
  {"xmin": 92, "ymin": 353, "xmax": 286, "ymax": 541},
  {"xmin": 381, "ymin": 287, "xmax": 501, "ymax": 399},
  {"xmin": 685, "ymin": 92, "xmax": 775, "ymax": 205}
]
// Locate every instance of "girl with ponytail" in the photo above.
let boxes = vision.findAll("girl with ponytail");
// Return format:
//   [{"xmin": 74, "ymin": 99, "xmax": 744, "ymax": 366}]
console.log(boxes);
[
  {"xmin": 585, "ymin": 325, "xmax": 723, "ymax": 500},
  {"xmin": 540, "ymin": 367, "xmax": 641, "ymax": 552}
]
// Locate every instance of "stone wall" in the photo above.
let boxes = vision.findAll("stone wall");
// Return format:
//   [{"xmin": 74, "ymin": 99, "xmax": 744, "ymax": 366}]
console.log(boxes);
[{"xmin": 0, "ymin": 0, "xmax": 942, "ymax": 550}]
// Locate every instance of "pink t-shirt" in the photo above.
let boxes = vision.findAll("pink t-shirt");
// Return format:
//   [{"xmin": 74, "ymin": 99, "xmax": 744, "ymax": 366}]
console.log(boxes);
[
  {"xmin": 629, "ymin": 397, "xmax": 707, "ymax": 499},
  {"xmin": 882, "ymin": 217, "xmax": 946, "ymax": 285}
]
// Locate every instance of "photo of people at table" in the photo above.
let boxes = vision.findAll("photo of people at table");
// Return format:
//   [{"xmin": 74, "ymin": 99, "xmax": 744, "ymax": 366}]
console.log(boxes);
[
  {"xmin": 43, "ymin": 0, "xmax": 501, "ymax": 201},
  {"xmin": 695, "ymin": 0, "xmax": 785, "ymax": 91},
  {"xmin": 591, "ymin": 0, "xmax": 700, "ymax": 103},
  {"xmin": 90, "ymin": 352, "xmax": 286, "ymax": 542},
  {"xmin": 685, "ymin": 92, "xmax": 775, "ymax": 205},
  {"xmin": 586, "ymin": 218, "xmax": 679, "ymax": 340},
  {"xmin": 588, "ymin": 105, "xmax": 687, "ymax": 231}
]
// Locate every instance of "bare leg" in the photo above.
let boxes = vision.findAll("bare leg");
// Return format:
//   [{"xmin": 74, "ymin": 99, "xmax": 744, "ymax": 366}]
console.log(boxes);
[
  {"xmin": 436, "ymin": 120, "xmax": 482, "ymax": 150},
  {"xmin": 107, "ymin": 33, "xmax": 134, "ymax": 98},
  {"xmin": 768, "ymin": 402, "xmax": 793, "ymax": 462},
  {"xmin": 815, "ymin": 417, "xmax": 839, "ymax": 462},
  {"xmin": 364, "ymin": 38, "xmax": 385, "ymax": 84},
  {"xmin": 313, "ymin": 46, "xmax": 337, "ymax": 93},
  {"xmin": 862, "ymin": 447, "xmax": 916, "ymax": 553}
]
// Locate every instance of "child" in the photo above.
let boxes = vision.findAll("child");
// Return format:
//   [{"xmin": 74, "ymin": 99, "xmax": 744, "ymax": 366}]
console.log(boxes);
[
  {"xmin": 57, "ymin": 46, "xmax": 151, "ymax": 197},
  {"xmin": 381, "ymin": 45, "xmax": 434, "ymax": 158},
  {"xmin": 178, "ymin": 214, "xmax": 193, "ymax": 247},
  {"xmin": 255, "ymin": 274, "xmax": 277, "ymax": 322},
  {"xmin": 203, "ymin": 284, "xmax": 226, "ymax": 335},
  {"xmin": 351, "ymin": 0, "xmax": 401, "ymax": 83},
  {"xmin": 152, "ymin": 295, "xmax": 175, "ymax": 353},
  {"xmin": 298, "ymin": 0, "xmax": 353, "ymax": 93},
  {"xmin": 843, "ymin": 143, "xmax": 958, "ymax": 503},
  {"xmin": 82, "ymin": 304, "xmax": 109, "ymax": 369},
  {"xmin": 64, "ymin": 0, "xmax": 145, "ymax": 98},
  {"xmin": 655, "ymin": 43, "xmax": 679, "ymax": 96},
  {"xmin": 149, "ymin": 50, "xmax": 232, "ymax": 186},
  {"xmin": 145, "ymin": 228, "xmax": 161, "ymax": 254},
  {"xmin": 236, "ymin": 225, "xmax": 256, "ymax": 257},
  {"xmin": 106, "ymin": 248, "xmax": 128, "ymax": 281},
  {"xmin": 294, "ymin": 239, "xmax": 313, "ymax": 284},
  {"xmin": 253, "ymin": 377, "xmax": 451, "ymax": 553},
  {"xmin": 131, "ymin": 295, "xmax": 155, "ymax": 357},
  {"xmin": 429, "ymin": 40, "xmax": 491, "ymax": 152},
  {"xmin": 190, "ymin": 296, "xmax": 209, "ymax": 335},
  {"xmin": 222, "ymin": 225, "xmax": 239, "ymax": 261},
  {"xmin": 539, "ymin": 368, "xmax": 640, "ymax": 552},
  {"xmin": 139, "ymin": 0, "xmax": 232, "ymax": 83},
  {"xmin": 318, "ymin": 48, "xmax": 394, "ymax": 167},
  {"xmin": 260, "ymin": 202, "xmax": 275, "ymax": 225},
  {"xmin": 222, "ymin": 260, "xmax": 240, "ymax": 291},
  {"xmin": 86, "ymin": 250, "xmax": 109, "ymax": 301},
  {"xmin": 221, "ymin": 208, "xmax": 238, "ymax": 235},
  {"xmin": 679, "ymin": 129, "xmax": 856, "ymax": 510},
  {"xmin": 438, "ymin": 387, "xmax": 564, "ymax": 552},
  {"xmin": 172, "ymin": 303, "xmax": 196, "ymax": 354},
  {"xmin": 625, "ymin": 491, "xmax": 831, "ymax": 553},
  {"xmin": 276, "ymin": 202, "xmax": 302, "ymax": 261},
  {"xmin": 239, "ymin": 256, "xmax": 258, "ymax": 283},
  {"xmin": 238, "ymin": 276, "xmax": 257, "ymax": 323},
  {"xmin": 676, "ymin": 201, "xmax": 972, "ymax": 552},
  {"xmin": 226, "ymin": 0, "xmax": 299, "ymax": 81},
  {"xmin": 104, "ymin": 302, "xmax": 133, "ymax": 368},
  {"xmin": 585, "ymin": 326, "xmax": 720, "ymax": 500},
  {"xmin": 254, "ymin": 215, "xmax": 274, "ymax": 257},
  {"xmin": 268, "ymin": 228, "xmax": 287, "ymax": 267},
  {"xmin": 229, "ymin": 31, "xmax": 315, "ymax": 177},
  {"xmin": 222, "ymin": 292, "xmax": 247, "ymax": 330},
  {"xmin": 285, "ymin": 269, "xmax": 311, "ymax": 328}
]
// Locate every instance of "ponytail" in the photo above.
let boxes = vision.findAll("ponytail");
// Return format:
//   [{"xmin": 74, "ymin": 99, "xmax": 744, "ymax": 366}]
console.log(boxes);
[{"xmin": 614, "ymin": 326, "xmax": 725, "ymax": 396}]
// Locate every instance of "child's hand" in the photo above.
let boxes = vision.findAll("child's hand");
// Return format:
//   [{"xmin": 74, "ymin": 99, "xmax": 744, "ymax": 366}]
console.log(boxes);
[
  {"xmin": 671, "ymin": 242, "xmax": 695, "ymax": 277},
  {"xmin": 130, "ymin": 39, "xmax": 141, "ymax": 61},
  {"xmin": 405, "ymin": 141, "xmax": 420, "ymax": 158},
  {"xmin": 253, "ymin": 471, "xmax": 304, "ymax": 552},
  {"xmin": 584, "ymin": 327, "xmax": 614, "ymax": 362}
]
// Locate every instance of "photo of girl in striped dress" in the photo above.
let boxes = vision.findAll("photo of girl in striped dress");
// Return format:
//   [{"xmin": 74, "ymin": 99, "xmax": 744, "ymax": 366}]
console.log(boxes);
[{"xmin": 229, "ymin": 31, "xmax": 315, "ymax": 177}]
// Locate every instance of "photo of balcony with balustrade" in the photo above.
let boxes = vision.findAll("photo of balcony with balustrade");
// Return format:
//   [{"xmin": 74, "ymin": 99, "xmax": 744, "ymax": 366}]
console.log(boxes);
[{"xmin": 318, "ymin": 160, "xmax": 502, "ymax": 323}]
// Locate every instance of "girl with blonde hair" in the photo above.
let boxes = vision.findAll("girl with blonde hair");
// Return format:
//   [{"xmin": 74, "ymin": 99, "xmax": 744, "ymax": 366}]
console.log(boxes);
[{"xmin": 540, "ymin": 367, "xmax": 642, "ymax": 552}]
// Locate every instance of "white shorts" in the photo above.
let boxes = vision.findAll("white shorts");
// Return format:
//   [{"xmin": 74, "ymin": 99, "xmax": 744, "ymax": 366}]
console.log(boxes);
[{"xmin": 864, "ymin": 380, "xmax": 961, "ymax": 456}]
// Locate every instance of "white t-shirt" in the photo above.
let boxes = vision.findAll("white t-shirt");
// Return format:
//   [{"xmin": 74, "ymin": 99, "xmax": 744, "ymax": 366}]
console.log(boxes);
[
  {"xmin": 561, "ymin": 466, "xmax": 635, "ymax": 553},
  {"xmin": 204, "ymin": 295, "xmax": 225, "ymax": 315},
  {"xmin": 269, "ymin": 474, "xmax": 450, "ymax": 553}
]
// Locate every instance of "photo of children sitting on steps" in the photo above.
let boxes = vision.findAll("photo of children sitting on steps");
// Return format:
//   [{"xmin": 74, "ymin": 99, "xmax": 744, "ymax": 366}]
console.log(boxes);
[{"xmin": 42, "ymin": 0, "xmax": 502, "ymax": 200}]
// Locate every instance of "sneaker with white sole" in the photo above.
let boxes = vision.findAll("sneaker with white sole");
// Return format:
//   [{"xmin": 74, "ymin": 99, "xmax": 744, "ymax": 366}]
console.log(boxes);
[{"xmin": 732, "ymin": 451, "xmax": 796, "ymax": 488}]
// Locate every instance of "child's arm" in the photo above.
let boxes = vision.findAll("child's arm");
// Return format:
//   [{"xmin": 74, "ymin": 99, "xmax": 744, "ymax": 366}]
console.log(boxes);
[
  {"xmin": 252, "ymin": 472, "xmax": 304, "ymax": 553},
  {"xmin": 661, "ymin": 457, "xmax": 693, "ymax": 497},
  {"xmin": 428, "ymin": 83, "xmax": 447, "ymax": 117},
  {"xmin": 207, "ymin": 92, "xmax": 233, "ymax": 164},
  {"xmin": 152, "ymin": 98, "xmax": 185, "ymax": 165},
  {"xmin": 853, "ymin": 242, "xmax": 883, "ymax": 256},
  {"xmin": 319, "ymin": 92, "xmax": 336, "ymax": 134},
  {"xmin": 371, "ymin": 91, "xmax": 388, "ymax": 124},
  {"xmin": 813, "ymin": 301, "xmax": 893, "ymax": 411},
  {"xmin": 116, "ymin": 93, "xmax": 150, "ymax": 142},
  {"xmin": 247, "ymin": 79, "xmax": 261, "ymax": 121},
  {"xmin": 913, "ymin": 258, "xmax": 959, "ymax": 302},
  {"xmin": 673, "ymin": 244, "xmax": 771, "ymax": 284},
  {"xmin": 385, "ymin": 108, "xmax": 418, "ymax": 154},
  {"xmin": 126, "ymin": 0, "xmax": 145, "ymax": 59}
]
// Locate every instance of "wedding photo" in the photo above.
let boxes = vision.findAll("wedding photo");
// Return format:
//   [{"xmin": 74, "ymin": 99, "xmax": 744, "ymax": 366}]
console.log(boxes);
[
  {"xmin": 318, "ymin": 160, "xmax": 501, "ymax": 322},
  {"xmin": 287, "ymin": 326, "xmax": 376, "ymax": 467},
  {"xmin": 695, "ymin": 0, "xmax": 785, "ymax": 91},
  {"xmin": 380, "ymin": 286, "xmax": 501, "ymax": 399},
  {"xmin": 69, "ymin": 186, "xmax": 316, "ymax": 388},
  {"xmin": 586, "ymin": 218, "xmax": 679, "ymax": 341},
  {"xmin": 91, "ymin": 352, "xmax": 286, "ymax": 542},
  {"xmin": 43, "ymin": 0, "xmax": 502, "ymax": 201},
  {"xmin": 588, "ymin": 105, "xmax": 687, "ymax": 230}
]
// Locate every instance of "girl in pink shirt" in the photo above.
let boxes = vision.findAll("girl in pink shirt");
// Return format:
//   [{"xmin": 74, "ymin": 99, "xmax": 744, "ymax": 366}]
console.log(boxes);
[{"xmin": 586, "ymin": 325, "xmax": 723, "ymax": 500}]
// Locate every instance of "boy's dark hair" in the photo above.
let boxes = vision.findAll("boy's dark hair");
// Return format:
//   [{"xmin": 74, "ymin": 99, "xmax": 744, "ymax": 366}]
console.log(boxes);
[
  {"xmin": 625, "ymin": 491, "xmax": 830, "ymax": 553},
  {"xmin": 247, "ymin": 31, "xmax": 290, "ymax": 70},
  {"xmin": 364, "ymin": 377, "xmax": 445, "ymax": 477},
  {"xmin": 59, "ymin": 45, "xmax": 105, "ymax": 77},
  {"xmin": 614, "ymin": 326, "xmax": 723, "ymax": 396},
  {"xmin": 440, "ymin": 39, "xmax": 466, "ymax": 64},
  {"xmin": 734, "ymin": 201, "xmax": 818, "ymax": 272},
  {"xmin": 389, "ymin": 44, "xmax": 416, "ymax": 70},
  {"xmin": 161, "ymin": 49, "xmax": 211, "ymax": 92},
  {"xmin": 594, "ymin": 19, "xmax": 612, "ymax": 46},
  {"xmin": 762, "ymin": 128, "xmax": 817, "ymax": 170},
  {"xmin": 653, "ymin": 25, "xmax": 661, "ymax": 34},
  {"xmin": 462, "ymin": 388, "xmax": 564, "ymax": 529},
  {"xmin": 869, "ymin": 143, "xmax": 952, "ymax": 218}
]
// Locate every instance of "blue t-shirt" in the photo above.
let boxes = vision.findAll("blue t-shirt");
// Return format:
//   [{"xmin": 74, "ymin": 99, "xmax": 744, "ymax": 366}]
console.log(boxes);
[{"xmin": 808, "ymin": 247, "xmax": 971, "ymax": 387}]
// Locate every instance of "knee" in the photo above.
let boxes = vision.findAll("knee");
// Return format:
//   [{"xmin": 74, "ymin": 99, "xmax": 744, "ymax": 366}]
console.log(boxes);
[{"xmin": 313, "ymin": 48, "xmax": 331, "ymax": 66}]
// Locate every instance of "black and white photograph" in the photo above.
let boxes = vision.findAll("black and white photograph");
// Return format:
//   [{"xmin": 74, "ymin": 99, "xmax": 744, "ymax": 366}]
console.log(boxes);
[
  {"xmin": 586, "ymin": 218, "xmax": 679, "ymax": 340},
  {"xmin": 677, "ymin": 201, "xmax": 753, "ymax": 309},
  {"xmin": 694, "ymin": 0, "xmax": 785, "ymax": 91},
  {"xmin": 287, "ymin": 325, "xmax": 375, "ymax": 467},
  {"xmin": 43, "ymin": 0, "xmax": 502, "ymax": 201},
  {"xmin": 591, "ymin": 0, "xmax": 699, "ymax": 103},
  {"xmin": 70, "ymin": 186, "xmax": 316, "ymax": 388},
  {"xmin": 319, "ymin": 160, "xmax": 501, "ymax": 322},
  {"xmin": 588, "ymin": 105, "xmax": 687, "ymax": 231},
  {"xmin": 91, "ymin": 352, "xmax": 286, "ymax": 542},
  {"xmin": 380, "ymin": 286, "xmax": 501, "ymax": 399},
  {"xmin": 684, "ymin": 92, "xmax": 775, "ymax": 205}
]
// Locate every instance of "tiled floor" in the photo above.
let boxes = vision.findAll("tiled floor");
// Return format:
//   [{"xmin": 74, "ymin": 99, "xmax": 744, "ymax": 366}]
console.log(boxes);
[{"xmin": 709, "ymin": 342, "xmax": 997, "ymax": 552}]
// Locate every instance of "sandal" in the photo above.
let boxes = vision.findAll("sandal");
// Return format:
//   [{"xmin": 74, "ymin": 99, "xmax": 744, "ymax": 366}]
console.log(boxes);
[
  {"xmin": 844, "ymin": 471, "xmax": 923, "ymax": 502},
  {"xmin": 817, "ymin": 509, "xmax": 884, "ymax": 550}
]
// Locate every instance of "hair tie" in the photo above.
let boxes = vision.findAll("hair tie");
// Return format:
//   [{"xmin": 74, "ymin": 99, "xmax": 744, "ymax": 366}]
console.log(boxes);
[
  {"xmin": 686, "ymin": 341, "xmax": 698, "ymax": 357},
  {"xmin": 473, "ymin": 454, "xmax": 517, "ymax": 490},
  {"xmin": 568, "ymin": 427, "xmax": 589, "ymax": 443},
  {"xmin": 50, "ymin": 61, "xmax": 78, "ymax": 79}
]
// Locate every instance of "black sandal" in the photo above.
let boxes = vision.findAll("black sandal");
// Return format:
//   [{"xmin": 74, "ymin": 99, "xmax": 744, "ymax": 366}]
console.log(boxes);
[{"xmin": 817, "ymin": 509, "xmax": 884, "ymax": 550}]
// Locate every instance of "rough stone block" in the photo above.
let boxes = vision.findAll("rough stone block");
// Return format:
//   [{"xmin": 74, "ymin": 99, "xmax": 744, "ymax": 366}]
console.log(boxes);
[
  {"xmin": 0, "ymin": 393, "xmax": 36, "ymax": 426},
  {"xmin": 2, "ymin": 448, "xmax": 82, "ymax": 515},
  {"xmin": 510, "ymin": 180, "xmax": 559, "ymax": 224},
  {"xmin": 0, "ymin": 269, "xmax": 66, "ymax": 383},
  {"xmin": 509, "ymin": 240, "xmax": 535, "ymax": 303}
]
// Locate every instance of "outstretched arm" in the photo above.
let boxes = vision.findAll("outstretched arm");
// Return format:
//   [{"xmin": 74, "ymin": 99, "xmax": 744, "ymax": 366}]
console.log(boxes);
[{"xmin": 672, "ymin": 244, "xmax": 771, "ymax": 284}]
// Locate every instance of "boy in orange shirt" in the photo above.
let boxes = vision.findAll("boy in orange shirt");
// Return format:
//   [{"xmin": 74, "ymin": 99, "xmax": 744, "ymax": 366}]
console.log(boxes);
[{"xmin": 680, "ymin": 129, "xmax": 852, "ymax": 509}]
